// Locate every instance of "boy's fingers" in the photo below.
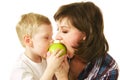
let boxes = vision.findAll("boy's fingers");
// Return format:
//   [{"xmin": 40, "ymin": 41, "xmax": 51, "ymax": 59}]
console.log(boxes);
[{"xmin": 47, "ymin": 52, "xmax": 51, "ymax": 57}]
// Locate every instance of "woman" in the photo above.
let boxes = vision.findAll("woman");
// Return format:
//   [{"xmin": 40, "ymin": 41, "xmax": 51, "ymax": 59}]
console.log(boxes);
[{"xmin": 54, "ymin": 1, "xmax": 119, "ymax": 80}]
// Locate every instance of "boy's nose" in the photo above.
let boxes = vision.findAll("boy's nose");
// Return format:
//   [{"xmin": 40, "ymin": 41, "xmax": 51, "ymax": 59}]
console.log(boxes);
[{"xmin": 50, "ymin": 39, "xmax": 54, "ymax": 43}]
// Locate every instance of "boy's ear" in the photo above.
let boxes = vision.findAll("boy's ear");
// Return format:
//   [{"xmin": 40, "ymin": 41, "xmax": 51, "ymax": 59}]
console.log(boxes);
[{"xmin": 24, "ymin": 34, "xmax": 32, "ymax": 47}]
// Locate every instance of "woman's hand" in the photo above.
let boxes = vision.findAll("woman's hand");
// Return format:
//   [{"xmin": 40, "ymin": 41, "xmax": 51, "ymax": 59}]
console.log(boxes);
[{"xmin": 55, "ymin": 56, "xmax": 69, "ymax": 80}]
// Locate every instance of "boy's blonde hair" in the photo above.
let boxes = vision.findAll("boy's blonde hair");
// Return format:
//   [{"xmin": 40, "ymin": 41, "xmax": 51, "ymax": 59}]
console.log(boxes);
[{"xmin": 16, "ymin": 13, "xmax": 51, "ymax": 47}]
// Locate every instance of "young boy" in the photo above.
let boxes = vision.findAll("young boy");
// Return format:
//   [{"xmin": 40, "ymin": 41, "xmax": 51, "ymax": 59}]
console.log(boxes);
[{"xmin": 10, "ymin": 13, "xmax": 66, "ymax": 80}]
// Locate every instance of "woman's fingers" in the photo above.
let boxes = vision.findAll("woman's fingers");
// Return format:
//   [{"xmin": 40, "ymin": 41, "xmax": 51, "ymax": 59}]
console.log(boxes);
[
  {"xmin": 56, "ymin": 49, "xmax": 65, "ymax": 57},
  {"xmin": 50, "ymin": 49, "xmax": 65, "ymax": 57}
]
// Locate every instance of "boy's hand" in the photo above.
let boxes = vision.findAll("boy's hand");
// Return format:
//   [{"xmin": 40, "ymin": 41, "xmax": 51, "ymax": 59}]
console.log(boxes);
[{"xmin": 46, "ymin": 49, "xmax": 65, "ymax": 72}]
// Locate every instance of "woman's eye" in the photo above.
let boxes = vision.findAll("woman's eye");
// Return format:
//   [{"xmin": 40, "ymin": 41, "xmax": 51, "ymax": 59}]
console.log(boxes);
[{"xmin": 62, "ymin": 30, "xmax": 68, "ymax": 33}]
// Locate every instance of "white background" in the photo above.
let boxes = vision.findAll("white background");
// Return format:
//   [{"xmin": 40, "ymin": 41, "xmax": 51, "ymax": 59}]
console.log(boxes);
[{"xmin": 0, "ymin": 0, "xmax": 119, "ymax": 79}]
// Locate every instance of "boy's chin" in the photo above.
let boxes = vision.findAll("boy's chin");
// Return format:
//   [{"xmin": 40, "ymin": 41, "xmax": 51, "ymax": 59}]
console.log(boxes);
[
  {"xmin": 42, "ymin": 55, "xmax": 47, "ymax": 59},
  {"xmin": 42, "ymin": 57, "xmax": 46, "ymax": 60}
]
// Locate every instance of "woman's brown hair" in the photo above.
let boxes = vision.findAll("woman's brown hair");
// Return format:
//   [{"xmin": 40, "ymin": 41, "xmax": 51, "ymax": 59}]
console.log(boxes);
[{"xmin": 54, "ymin": 2, "xmax": 109, "ymax": 63}]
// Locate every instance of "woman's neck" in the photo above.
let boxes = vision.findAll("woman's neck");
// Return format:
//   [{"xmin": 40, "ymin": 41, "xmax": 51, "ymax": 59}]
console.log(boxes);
[{"xmin": 69, "ymin": 55, "xmax": 87, "ymax": 80}]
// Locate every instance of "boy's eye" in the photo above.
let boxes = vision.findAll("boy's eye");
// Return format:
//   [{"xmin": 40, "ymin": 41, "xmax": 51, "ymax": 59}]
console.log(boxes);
[
  {"xmin": 44, "ymin": 36, "xmax": 52, "ymax": 40},
  {"xmin": 57, "ymin": 28, "xmax": 59, "ymax": 31},
  {"xmin": 44, "ymin": 36, "xmax": 49, "ymax": 39}
]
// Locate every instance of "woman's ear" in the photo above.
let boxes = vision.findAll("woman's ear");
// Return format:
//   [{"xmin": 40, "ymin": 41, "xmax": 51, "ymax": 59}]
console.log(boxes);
[
  {"xmin": 24, "ymin": 34, "xmax": 33, "ymax": 47},
  {"xmin": 83, "ymin": 36, "xmax": 86, "ymax": 40},
  {"xmin": 82, "ymin": 32, "xmax": 86, "ymax": 40}
]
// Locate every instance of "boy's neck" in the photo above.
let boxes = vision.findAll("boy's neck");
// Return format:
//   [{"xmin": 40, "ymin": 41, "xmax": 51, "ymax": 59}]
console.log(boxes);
[{"xmin": 24, "ymin": 49, "xmax": 42, "ymax": 63}]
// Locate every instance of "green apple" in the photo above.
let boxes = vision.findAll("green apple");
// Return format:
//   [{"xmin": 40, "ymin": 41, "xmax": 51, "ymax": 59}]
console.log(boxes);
[{"xmin": 48, "ymin": 42, "xmax": 67, "ymax": 56}]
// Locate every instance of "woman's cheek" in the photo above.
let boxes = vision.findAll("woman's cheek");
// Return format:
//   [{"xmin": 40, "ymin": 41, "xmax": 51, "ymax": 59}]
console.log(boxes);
[
  {"xmin": 69, "ymin": 38, "xmax": 79, "ymax": 48},
  {"xmin": 65, "ymin": 39, "xmax": 77, "ymax": 57}
]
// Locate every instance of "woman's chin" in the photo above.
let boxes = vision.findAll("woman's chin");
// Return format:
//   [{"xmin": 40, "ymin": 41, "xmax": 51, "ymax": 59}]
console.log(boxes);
[{"xmin": 67, "ymin": 53, "xmax": 74, "ymax": 58}]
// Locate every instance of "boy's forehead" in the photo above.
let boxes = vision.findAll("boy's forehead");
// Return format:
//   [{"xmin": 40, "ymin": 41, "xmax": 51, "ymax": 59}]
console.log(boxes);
[{"xmin": 36, "ymin": 24, "xmax": 52, "ymax": 33}]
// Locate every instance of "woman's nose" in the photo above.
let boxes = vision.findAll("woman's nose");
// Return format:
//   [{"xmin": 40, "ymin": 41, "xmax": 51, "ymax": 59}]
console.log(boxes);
[{"xmin": 55, "ymin": 32, "xmax": 62, "ymax": 40}]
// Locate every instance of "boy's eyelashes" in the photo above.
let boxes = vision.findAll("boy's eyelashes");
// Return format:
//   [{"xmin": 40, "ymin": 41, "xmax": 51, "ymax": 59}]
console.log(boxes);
[
  {"xmin": 57, "ymin": 28, "xmax": 59, "ymax": 31},
  {"xmin": 45, "ymin": 37, "xmax": 49, "ymax": 39},
  {"xmin": 44, "ymin": 36, "xmax": 52, "ymax": 40}
]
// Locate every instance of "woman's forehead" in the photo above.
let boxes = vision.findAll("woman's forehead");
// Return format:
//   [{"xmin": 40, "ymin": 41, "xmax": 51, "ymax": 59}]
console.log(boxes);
[{"xmin": 56, "ymin": 17, "xmax": 71, "ymax": 27}]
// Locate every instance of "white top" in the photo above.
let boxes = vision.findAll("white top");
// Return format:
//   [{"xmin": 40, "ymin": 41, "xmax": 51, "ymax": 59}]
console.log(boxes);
[{"xmin": 10, "ymin": 53, "xmax": 47, "ymax": 80}]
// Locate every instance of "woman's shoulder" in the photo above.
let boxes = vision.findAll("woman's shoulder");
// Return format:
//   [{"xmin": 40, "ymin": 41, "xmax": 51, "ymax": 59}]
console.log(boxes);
[
  {"xmin": 101, "ymin": 53, "xmax": 118, "ymax": 69},
  {"xmin": 97, "ymin": 53, "xmax": 119, "ymax": 79}
]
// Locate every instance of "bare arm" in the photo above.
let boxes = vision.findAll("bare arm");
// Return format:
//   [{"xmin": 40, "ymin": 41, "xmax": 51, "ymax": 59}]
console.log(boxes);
[
  {"xmin": 40, "ymin": 49, "xmax": 65, "ymax": 80},
  {"xmin": 55, "ymin": 56, "xmax": 69, "ymax": 80}
]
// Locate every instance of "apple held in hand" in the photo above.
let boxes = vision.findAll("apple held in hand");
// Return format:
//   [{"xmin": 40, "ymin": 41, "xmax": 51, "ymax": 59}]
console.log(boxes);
[{"xmin": 48, "ymin": 42, "xmax": 67, "ymax": 56}]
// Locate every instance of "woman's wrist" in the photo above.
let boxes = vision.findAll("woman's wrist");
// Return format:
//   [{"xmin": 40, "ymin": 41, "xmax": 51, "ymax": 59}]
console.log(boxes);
[{"xmin": 57, "ymin": 77, "xmax": 68, "ymax": 80}]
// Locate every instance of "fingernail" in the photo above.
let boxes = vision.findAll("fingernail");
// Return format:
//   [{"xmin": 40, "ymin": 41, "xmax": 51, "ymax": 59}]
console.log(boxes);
[{"xmin": 47, "ymin": 52, "xmax": 51, "ymax": 56}]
